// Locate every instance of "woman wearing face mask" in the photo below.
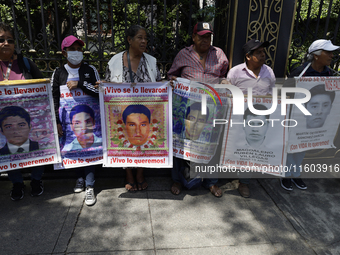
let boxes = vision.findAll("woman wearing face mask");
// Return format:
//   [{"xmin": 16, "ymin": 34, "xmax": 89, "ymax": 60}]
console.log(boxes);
[{"xmin": 51, "ymin": 35, "xmax": 100, "ymax": 206}]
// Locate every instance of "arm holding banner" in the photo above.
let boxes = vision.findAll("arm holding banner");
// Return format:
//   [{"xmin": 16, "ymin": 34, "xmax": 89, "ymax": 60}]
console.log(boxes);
[
  {"xmin": 0, "ymin": 22, "xmax": 50, "ymax": 201},
  {"xmin": 168, "ymin": 22, "xmax": 229, "ymax": 197},
  {"xmin": 76, "ymin": 63, "xmax": 100, "ymax": 97}
]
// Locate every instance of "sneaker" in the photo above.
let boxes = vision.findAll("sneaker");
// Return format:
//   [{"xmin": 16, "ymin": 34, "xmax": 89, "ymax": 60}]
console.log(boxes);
[
  {"xmin": 74, "ymin": 177, "xmax": 85, "ymax": 193},
  {"xmin": 11, "ymin": 182, "xmax": 25, "ymax": 201},
  {"xmin": 238, "ymin": 183, "xmax": 250, "ymax": 198},
  {"xmin": 281, "ymin": 178, "xmax": 293, "ymax": 191},
  {"xmin": 85, "ymin": 187, "xmax": 96, "ymax": 206},
  {"xmin": 292, "ymin": 178, "xmax": 307, "ymax": 190},
  {"xmin": 30, "ymin": 179, "xmax": 44, "ymax": 196}
]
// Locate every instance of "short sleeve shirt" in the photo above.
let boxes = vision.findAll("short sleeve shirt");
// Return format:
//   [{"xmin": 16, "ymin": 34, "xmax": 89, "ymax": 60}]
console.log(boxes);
[
  {"xmin": 227, "ymin": 62, "xmax": 276, "ymax": 96},
  {"xmin": 167, "ymin": 45, "xmax": 229, "ymax": 83}
]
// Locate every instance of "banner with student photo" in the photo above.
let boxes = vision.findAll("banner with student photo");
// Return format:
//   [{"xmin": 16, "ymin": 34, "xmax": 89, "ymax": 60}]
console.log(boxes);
[
  {"xmin": 54, "ymin": 85, "xmax": 102, "ymax": 169},
  {"xmin": 100, "ymin": 82, "xmax": 172, "ymax": 168},
  {"xmin": 0, "ymin": 79, "xmax": 61, "ymax": 172},
  {"xmin": 173, "ymin": 78, "xmax": 229, "ymax": 164},
  {"xmin": 287, "ymin": 77, "xmax": 340, "ymax": 153},
  {"xmin": 219, "ymin": 96, "xmax": 288, "ymax": 176}
]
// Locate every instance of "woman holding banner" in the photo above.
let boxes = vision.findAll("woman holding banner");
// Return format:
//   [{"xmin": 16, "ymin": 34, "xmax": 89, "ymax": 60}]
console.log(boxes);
[
  {"xmin": 0, "ymin": 22, "xmax": 44, "ymax": 201},
  {"xmin": 106, "ymin": 25, "xmax": 161, "ymax": 191},
  {"xmin": 51, "ymin": 35, "xmax": 100, "ymax": 206},
  {"xmin": 282, "ymin": 39, "xmax": 340, "ymax": 191}
]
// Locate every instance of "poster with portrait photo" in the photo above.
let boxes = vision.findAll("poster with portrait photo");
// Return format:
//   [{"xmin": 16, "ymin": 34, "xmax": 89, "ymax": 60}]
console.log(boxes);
[
  {"xmin": 287, "ymin": 77, "xmax": 340, "ymax": 153},
  {"xmin": 100, "ymin": 82, "xmax": 172, "ymax": 168},
  {"xmin": 0, "ymin": 80, "xmax": 61, "ymax": 172},
  {"xmin": 173, "ymin": 78, "xmax": 229, "ymax": 164},
  {"xmin": 219, "ymin": 96, "xmax": 288, "ymax": 176},
  {"xmin": 54, "ymin": 85, "xmax": 102, "ymax": 169}
]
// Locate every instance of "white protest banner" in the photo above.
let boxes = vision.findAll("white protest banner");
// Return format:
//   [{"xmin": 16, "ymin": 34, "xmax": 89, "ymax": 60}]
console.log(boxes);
[
  {"xmin": 173, "ymin": 78, "xmax": 229, "ymax": 163},
  {"xmin": 54, "ymin": 85, "xmax": 102, "ymax": 169},
  {"xmin": 219, "ymin": 96, "xmax": 288, "ymax": 176},
  {"xmin": 287, "ymin": 77, "xmax": 340, "ymax": 153},
  {"xmin": 100, "ymin": 82, "xmax": 172, "ymax": 167},
  {"xmin": 0, "ymin": 79, "xmax": 61, "ymax": 172}
]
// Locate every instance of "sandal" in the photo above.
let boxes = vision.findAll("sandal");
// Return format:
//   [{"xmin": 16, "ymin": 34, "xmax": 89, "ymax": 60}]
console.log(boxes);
[
  {"xmin": 209, "ymin": 185, "xmax": 223, "ymax": 198},
  {"xmin": 171, "ymin": 182, "xmax": 182, "ymax": 195},
  {"xmin": 137, "ymin": 180, "xmax": 148, "ymax": 190},
  {"xmin": 125, "ymin": 168, "xmax": 137, "ymax": 192},
  {"xmin": 136, "ymin": 168, "xmax": 148, "ymax": 190},
  {"xmin": 125, "ymin": 182, "xmax": 137, "ymax": 192}
]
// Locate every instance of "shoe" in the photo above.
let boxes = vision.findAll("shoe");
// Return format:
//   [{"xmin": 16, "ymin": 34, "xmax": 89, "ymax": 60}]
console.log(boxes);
[
  {"xmin": 74, "ymin": 177, "xmax": 85, "ymax": 193},
  {"xmin": 238, "ymin": 183, "xmax": 250, "ymax": 198},
  {"xmin": 85, "ymin": 187, "xmax": 96, "ymax": 206},
  {"xmin": 292, "ymin": 178, "xmax": 307, "ymax": 190},
  {"xmin": 281, "ymin": 178, "xmax": 293, "ymax": 191},
  {"xmin": 11, "ymin": 182, "xmax": 25, "ymax": 201},
  {"xmin": 30, "ymin": 179, "xmax": 44, "ymax": 196}
]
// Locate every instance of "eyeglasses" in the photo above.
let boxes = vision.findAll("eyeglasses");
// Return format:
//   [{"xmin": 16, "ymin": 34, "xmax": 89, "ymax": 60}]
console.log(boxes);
[{"xmin": 0, "ymin": 38, "xmax": 15, "ymax": 44}]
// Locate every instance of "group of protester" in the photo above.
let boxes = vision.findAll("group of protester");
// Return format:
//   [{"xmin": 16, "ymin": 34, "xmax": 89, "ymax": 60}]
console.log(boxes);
[{"xmin": 1, "ymin": 21, "xmax": 339, "ymax": 205}]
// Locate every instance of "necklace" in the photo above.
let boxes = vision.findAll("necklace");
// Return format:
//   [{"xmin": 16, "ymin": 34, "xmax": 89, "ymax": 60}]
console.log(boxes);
[
  {"xmin": 193, "ymin": 47, "xmax": 206, "ymax": 60},
  {"xmin": 0, "ymin": 56, "xmax": 13, "ymax": 80}
]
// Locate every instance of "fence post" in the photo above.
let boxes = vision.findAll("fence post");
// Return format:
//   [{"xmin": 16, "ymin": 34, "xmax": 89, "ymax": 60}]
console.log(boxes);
[{"xmin": 225, "ymin": 0, "xmax": 297, "ymax": 78}]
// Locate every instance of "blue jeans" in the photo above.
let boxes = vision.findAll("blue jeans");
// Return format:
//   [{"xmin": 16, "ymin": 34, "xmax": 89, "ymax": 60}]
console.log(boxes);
[
  {"xmin": 7, "ymin": 166, "xmax": 44, "ymax": 184},
  {"xmin": 172, "ymin": 157, "xmax": 218, "ymax": 188},
  {"xmin": 75, "ymin": 166, "xmax": 95, "ymax": 187},
  {"xmin": 285, "ymin": 152, "xmax": 306, "ymax": 178}
]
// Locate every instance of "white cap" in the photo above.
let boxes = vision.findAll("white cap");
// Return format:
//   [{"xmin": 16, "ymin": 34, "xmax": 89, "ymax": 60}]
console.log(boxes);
[{"xmin": 308, "ymin": 39, "xmax": 340, "ymax": 53}]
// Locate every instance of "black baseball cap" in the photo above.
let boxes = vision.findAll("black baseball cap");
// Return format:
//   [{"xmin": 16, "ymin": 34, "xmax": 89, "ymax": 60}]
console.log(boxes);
[
  {"xmin": 243, "ymin": 39, "xmax": 269, "ymax": 56},
  {"xmin": 193, "ymin": 22, "xmax": 214, "ymax": 35}
]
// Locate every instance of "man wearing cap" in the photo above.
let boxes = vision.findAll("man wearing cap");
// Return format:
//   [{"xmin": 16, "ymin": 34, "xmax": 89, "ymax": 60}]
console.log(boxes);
[
  {"xmin": 51, "ymin": 35, "xmax": 100, "ymax": 206},
  {"xmin": 168, "ymin": 22, "xmax": 229, "ymax": 83},
  {"xmin": 288, "ymin": 39, "xmax": 339, "ymax": 79},
  {"xmin": 281, "ymin": 39, "xmax": 340, "ymax": 192},
  {"xmin": 227, "ymin": 39, "xmax": 276, "ymax": 198},
  {"xmin": 227, "ymin": 39, "xmax": 275, "ymax": 95},
  {"xmin": 168, "ymin": 22, "xmax": 228, "ymax": 197}
]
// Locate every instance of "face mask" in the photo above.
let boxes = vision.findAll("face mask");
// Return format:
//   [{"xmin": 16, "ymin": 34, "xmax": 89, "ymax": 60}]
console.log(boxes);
[{"xmin": 67, "ymin": 51, "xmax": 83, "ymax": 65}]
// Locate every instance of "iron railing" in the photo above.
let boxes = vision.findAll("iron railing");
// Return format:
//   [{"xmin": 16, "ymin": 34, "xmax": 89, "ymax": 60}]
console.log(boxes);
[
  {"xmin": 0, "ymin": 0, "xmax": 223, "ymax": 78},
  {"xmin": 288, "ymin": 0, "xmax": 340, "ymax": 75},
  {"xmin": 1, "ymin": 0, "xmax": 339, "ymax": 77}
]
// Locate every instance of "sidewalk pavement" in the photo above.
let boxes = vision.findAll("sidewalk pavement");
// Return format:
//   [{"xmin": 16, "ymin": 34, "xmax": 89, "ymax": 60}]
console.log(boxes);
[{"xmin": 1, "ymin": 176, "xmax": 340, "ymax": 255}]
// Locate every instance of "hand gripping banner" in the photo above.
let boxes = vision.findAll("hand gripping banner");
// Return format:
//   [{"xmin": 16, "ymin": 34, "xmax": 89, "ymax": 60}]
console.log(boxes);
[
  {"xmin": 0, "ymin": 79, "xmax": 61, "ymax": 172},
  {"xmin": 54, "ymin": 85, "xmax": 103, "ymax": 169}
]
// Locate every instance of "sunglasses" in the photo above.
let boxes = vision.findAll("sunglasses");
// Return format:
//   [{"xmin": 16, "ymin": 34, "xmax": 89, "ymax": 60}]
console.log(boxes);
[{"xmin": 0, "ymin": 38, "xmax": 15, "ymax": 44}]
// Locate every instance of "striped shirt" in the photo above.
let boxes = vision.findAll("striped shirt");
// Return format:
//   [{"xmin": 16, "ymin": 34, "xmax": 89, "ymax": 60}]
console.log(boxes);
[{"xmin": 167, "ymin": 45, "xmax": 228, "ymax": 83}]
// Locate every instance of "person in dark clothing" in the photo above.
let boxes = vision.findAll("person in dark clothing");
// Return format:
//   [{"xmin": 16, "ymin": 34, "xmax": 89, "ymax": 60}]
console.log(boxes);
[
  {"xmin": 51, "ymin": 35, "xmax": 100, "ymax": 206},
  {"xmin": 281, "ymin": 39, "xmax": 340, "ymax": 191},
  {"xmin": 0, "ymin": 22, "xmax": 44, "ymax": 201}
]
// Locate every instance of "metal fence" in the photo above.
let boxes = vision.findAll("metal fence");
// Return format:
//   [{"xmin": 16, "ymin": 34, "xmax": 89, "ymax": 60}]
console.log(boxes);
[
  {"xmin": 1, "ymin": 0, "xmax": 339, "ymax": 78},
  {"xmin": 0, "ymin": 0, "xmax": 224, "ymax": 78},
  {"xmin": 288, "ymin": 0, "xmax": 340, "ymax": 74}
]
